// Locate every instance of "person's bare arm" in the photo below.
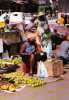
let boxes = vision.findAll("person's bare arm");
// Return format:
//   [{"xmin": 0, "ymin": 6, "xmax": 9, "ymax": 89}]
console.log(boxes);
[{"xmin": 19, "ymin": 43, "xmax": 26, "ymax": 54}]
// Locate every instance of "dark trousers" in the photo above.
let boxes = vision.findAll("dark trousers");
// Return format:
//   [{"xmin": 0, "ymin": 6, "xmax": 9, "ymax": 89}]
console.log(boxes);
[
  {"xmin": 21, "ymin": 52, "xmax": 47, "ymax": 74},
  {"xmin": 0, "ymin": 53, "xmax": 2, "ymax": 58},
  {"xmin": 3, "ymin": 42, "xmax": 11, "ymax": 57}
]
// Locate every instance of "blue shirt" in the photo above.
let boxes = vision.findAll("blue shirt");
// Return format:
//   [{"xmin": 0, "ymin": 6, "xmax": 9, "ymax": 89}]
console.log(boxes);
[{"xmin": 23, "ymin": 41, "xmax": 35, "ymax": 54}]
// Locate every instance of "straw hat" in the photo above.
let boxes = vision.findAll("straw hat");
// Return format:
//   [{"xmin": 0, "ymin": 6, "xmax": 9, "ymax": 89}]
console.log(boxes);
[
  {"xmin": 37, "ymin": 12, "xmax": 45, "ymax": 17},
  {"xmin": 33, "ymin": 14, "xmax": 37, "ymax": 17}
]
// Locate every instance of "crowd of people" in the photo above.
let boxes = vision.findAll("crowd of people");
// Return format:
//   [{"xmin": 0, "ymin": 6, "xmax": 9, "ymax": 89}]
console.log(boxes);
[
  {"xmin": 0, "ymin": 11, "xmax": 69, "ymax": 76},
  {"xmin": 18, "ymin": 12, "xmax": 69, "ymax": 75}
]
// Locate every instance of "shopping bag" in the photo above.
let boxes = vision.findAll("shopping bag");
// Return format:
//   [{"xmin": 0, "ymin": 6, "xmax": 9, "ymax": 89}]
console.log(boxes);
[{"xmin": 37, "ymin": 61, "xmax": 48, "ymax": 78}]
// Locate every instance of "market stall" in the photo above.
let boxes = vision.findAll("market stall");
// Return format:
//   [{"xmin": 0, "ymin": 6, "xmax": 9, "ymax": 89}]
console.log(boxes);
[
  {"xmin": 0, "ymin": 30, "xmax": 21, "ymax": 56},
  {"xmin": 0, "ymin": 55, "xmax": 47, "ymax": 92},
  {"xmin": 0, "ymin": 31, "xmax": 20, "ymax": 43},
  {"xmin": 49, "ymin": 24, "xmax": 69, "ymax": 36}
]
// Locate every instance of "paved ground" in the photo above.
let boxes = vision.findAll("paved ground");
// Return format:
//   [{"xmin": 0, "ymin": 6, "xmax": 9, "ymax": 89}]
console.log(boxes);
[{"xmin": 0, "ymin": 67, "xmax": 69, "ymax": 100}]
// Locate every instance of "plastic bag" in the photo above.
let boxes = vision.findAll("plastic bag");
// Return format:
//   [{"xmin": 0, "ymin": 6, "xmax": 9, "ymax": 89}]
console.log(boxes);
[{"xmin": 37, "ymin": 61, "xmax": 48, "ymax": 78}]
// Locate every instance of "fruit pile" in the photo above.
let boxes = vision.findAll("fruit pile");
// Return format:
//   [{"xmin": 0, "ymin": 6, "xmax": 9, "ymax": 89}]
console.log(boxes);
[
  {"xmin": 3, "ymin": 71, "xmax": 46, "ymax": 87},
  {"xmin": 22, "ymin": 76, "xmax": 46, "ymax": 87},
  {"xmin": 11, "ymin": 57, "xmax": 22, "ymax": 64},
  {"xmin": 0, "ymin": 82, "xmax": 16, "ymax": 92},
  {"xmin": 3, "ymin": 71, "xmax": 25, "ymax": 86},
  {"xmin": 0, "ymin": 57, "xmax": 22, "ymax": 68}
]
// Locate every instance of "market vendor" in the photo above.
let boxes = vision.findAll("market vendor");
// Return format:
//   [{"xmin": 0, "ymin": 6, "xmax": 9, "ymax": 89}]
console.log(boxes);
[
  {"xmin": 19, "ymin": 38, "xmax": 47, "ymax": 76},
  {"xmin": 19, "ymin": 37, "xmax": 36, "ymax": 75},
  {"xmin": 19, "ymin": 26, "xmax": 47, "ymax": 76}
]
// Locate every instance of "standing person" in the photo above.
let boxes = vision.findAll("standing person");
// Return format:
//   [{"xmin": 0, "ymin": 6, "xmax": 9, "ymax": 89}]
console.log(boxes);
[
  {"xmin": 19, "ymin": 37, "xmax": 36, "ymax": 75},
  {"xmin": 35, "ymin": 12, "xmax": 52, "ymax": 58},
  {"xmin": 19, "ymin": 21, "xmax": 39, "ymax": 75},
  {"xmin": 36, "ymin": 12, "xmax": 48, "ymax": 34},
  {"xmin": 35, "ymin": 12, "xmax": 48, "ymax": 48},
  {"xmin": 19, "ymin": 23, "xmax": 47, "ymax": 75},
  {"xmin": 3, "ymin": 19, "xmax": 11, "ymax": 57}
]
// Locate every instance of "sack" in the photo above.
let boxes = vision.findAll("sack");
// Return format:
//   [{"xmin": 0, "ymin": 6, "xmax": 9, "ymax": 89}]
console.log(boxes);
[{"xmin": 37, "ymin": 61, "xmax": 48, "ymax": 78}]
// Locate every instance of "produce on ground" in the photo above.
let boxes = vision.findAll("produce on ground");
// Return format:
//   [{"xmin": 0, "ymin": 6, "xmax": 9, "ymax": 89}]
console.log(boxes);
[
  {"xmin": 0, "ymin": 81, "xmax": 16, "ymax": 92},
  {"xmin": 3, "ymin": 71, "xmax": 46, "ymax": 88}
]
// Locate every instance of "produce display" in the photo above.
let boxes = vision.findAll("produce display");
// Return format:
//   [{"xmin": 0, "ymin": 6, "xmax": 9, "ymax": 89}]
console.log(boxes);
[
  {"xmin": 0, "ymin": 81, "xmax": 16, "ymax": 92},
  {"xmin": 21, "ymin": 76, "xmax": 46, "ymax": 87},
  {"xmin": 0, "ymin": 57, "xmax": 22, "ymax": 68},
  {"xmin": 3, "ymin": 71, "xmax": 25, "ymax": 86},
  {"xmin": 0, "ymin": 56, "xmax": 46, "ymax": 92},
  {"xmin": 2, "ymin": 71, "xmax": 46, "ymax": 88}
]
